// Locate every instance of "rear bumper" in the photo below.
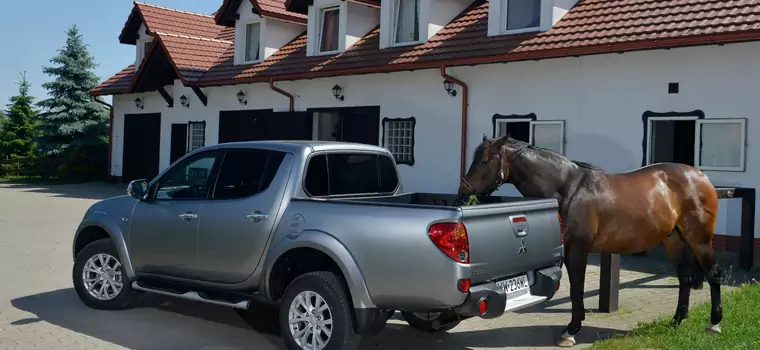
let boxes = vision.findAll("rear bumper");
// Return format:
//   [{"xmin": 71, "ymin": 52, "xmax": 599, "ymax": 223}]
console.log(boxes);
[{"xmin": 453, "ymin": 265, "xmax": 562, "ymax": 319}]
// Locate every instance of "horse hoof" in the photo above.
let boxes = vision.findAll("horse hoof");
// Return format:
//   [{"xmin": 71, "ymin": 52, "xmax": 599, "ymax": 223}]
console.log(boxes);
[
  {"xmin": 556, "ymin": 331, "xmax": 576, "ymax": 347},
  {"xmin": 706, "ymin": 324, "xmax": 721, "ymax": 334}
]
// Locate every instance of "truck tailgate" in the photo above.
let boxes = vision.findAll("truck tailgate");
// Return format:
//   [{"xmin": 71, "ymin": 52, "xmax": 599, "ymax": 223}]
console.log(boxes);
[{"xmin": 461, "ymin": 198, "xmax": 562, "ymax": 284}]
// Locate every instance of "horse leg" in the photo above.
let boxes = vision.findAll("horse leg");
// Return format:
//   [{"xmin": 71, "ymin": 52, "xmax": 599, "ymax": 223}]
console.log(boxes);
[
  {"xmin": 556, "ymin": 242, "xmax": 589, "ymax": 347},
  {"xmin": 679, "ymin": 220, "xmax": 723, "ymax": 334},
  {"xmin": 662, "ymin": 234, "xmax": 694, "ymax": 326}
]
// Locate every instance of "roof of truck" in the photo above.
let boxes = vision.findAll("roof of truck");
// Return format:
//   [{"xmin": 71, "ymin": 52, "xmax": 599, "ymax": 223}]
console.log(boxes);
[{"xmin": 204, "ymin": 140, "xmax": 392, "ymax": 154}]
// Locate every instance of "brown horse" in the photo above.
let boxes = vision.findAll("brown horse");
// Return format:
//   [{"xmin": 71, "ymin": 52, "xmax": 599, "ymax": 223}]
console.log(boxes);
[{"xmin": 458, "ymin": 135, "xmax": 723, "ymax": 347}]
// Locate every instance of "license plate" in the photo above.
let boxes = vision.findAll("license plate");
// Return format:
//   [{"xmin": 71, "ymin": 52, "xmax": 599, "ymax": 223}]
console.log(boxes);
[{"xmin": 496, "ymin": 275, "xmax": 530, "ymax": 299}]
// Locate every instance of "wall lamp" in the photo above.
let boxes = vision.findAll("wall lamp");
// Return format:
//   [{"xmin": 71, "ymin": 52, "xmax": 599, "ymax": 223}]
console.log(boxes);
[
  {"xmin": 237, "ymin": 90, "xmax": 248, "ymax": 105},
  {"xmin": 443, "ymin": 80, "xmax": 457, "ymax": 97},
  {"xmin": 180, "ymin": 95, "xmax": 189, "ymax": 108},
  {"xmin": 332, "ymin": 84, "xmax": 344, "ymax": 101},
  {"xmin": 134, "ymin": 97, "xmax": 144, "ymax": 109}
]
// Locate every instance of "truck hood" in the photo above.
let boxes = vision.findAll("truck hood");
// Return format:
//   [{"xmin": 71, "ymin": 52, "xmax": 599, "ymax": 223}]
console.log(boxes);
[{"xmin": 84, "ymin": 195, "xmax": 138, "ymax": 220}]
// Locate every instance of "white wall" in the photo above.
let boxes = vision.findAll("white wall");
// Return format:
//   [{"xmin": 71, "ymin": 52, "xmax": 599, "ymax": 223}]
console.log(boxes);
[
  {"xmin": 345, "ymin": 2, "xmax": 380, "ymax": 50},
  {"xmin": 111, "ymin": 41, "xmax": 760, "ymax": 238},
  {"xmin": 265, "ymin": 19, "xmax": 307, "ymax": 59}
]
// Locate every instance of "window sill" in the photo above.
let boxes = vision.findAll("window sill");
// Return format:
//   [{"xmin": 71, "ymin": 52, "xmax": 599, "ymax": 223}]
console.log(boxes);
[
  {"xmin": 312, "ymin": 49, "xmax": 342, "ymax": 56},
  {"xmin": 698, "ymin": 165, "xmax": 746, "ymax": 172},
  {"xmin": 241, "ymin": 58, "xmax": 263, "ymax": 65},
  {"xmin": 389, "ymin": 39, "xmax": 424, "ymax": 48},
  {"xmin": 499, "ymin": 26, "xmax": 542, "ymax": 36}
]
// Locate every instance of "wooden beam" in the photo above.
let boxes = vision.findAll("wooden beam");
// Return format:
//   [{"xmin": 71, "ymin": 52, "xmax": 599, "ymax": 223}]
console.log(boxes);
[
  {"xmin": 157, "ymin": 87, "xmax": 173, "ymax": 108},
  {"xmin": 599, "ymin": 253, "xmax": 620, "ymax": 313},
  {"xmin": 191, "ymin": 86, "xmax": 208, "ymax": 106}
]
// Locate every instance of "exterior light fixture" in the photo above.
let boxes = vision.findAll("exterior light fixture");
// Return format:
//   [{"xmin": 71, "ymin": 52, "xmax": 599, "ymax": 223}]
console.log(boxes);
[
  {"xmin": 237, "ymin": 90, "xmax": 247, "ymax": 105},
  {"xmin": 180, "ymin": 95, "xmax": 189, "ymax": 108},
  {"xmin": 443, "ymin": 80, "xmax": 457, "ymax": 97},
  {"xmin": 332, "ymin": 84, "xmax": 344, "ymax": 101},
  {"xmin": 134, "ymin": 97, "xmax": 144, "ymax": 109}
]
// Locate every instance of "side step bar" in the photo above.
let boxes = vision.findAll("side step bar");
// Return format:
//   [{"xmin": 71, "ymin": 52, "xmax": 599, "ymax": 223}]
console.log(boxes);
[{"xmin": 132, "ymin": 281, "xmax": 251, "ymax": 310}]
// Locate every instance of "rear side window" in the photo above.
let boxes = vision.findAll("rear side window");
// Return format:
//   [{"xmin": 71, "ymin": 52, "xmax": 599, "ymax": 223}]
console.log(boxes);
[
  {"xmin": 212, "ymin": 149, "xmax": 286, "ymax": 200},
  {"xmin": 304, "ymin": 153, "xmax": 399, "ymax": 197}
]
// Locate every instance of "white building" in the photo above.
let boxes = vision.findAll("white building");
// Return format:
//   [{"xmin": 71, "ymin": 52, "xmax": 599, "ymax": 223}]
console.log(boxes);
[{"xmin": 91, "ymin": 0, "xmax": 760, "ymax": 252}]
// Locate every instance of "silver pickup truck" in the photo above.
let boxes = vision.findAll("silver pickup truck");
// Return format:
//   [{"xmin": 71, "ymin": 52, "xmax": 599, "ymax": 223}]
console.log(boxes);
[{"xmin": 72, "ymin": 141, "xmax": 563, "ymax": 350}]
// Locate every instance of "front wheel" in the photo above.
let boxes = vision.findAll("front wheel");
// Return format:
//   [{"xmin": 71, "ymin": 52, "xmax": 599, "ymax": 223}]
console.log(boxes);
[
  {"xmin": 401, "ymin": 311, "xmax": 461, "ymax": 333},
  {"xmin": 279, "ymin": 271, "xmax": 359, "ymax": 350},
  {"xmin": 72, "ymin": 238, "xmax": 137, "ymax": 310}
]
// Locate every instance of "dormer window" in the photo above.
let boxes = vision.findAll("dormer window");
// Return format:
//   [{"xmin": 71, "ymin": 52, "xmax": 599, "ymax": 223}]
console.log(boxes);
[
  {"xmin": 318, "ymin": 5, "xmax": 341, "ymax": 53},
  {"xmin": 245, "ymin": 22, "xmax": 261, "ymax": 62},
  {"xmin": 393, "ymin": 0, "xmax": 420, "ymax": 44},
  {"xmin": 502, "ymin": 0, "xmax": 541, "ymax": 34},
  {"xmin": 143, "ymin": 41, "xmax": 152, "ymax": 56}
]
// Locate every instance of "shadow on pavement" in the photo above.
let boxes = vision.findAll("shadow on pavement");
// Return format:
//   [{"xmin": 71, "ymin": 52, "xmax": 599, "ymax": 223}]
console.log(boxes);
[
  {"xmin": 1, "ymin": 181, "xmax": 126, "ymax": 200},
  {"xmin": 11, "ymin": 288, "xmax": 627, "ymax": 349}
]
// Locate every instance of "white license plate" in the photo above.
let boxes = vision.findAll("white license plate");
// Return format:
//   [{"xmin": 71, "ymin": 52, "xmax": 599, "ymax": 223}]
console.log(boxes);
[{"xmin": 496, "ymin": 275, "xmax": 530, "ymax": 299}]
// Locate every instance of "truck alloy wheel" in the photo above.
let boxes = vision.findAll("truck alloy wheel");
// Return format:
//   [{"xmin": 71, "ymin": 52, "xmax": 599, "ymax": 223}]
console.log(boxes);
[
  {"xmin": 279, "ymin": 271, "xmax": 359, "ymax": 350},
  {"xmin": 288, "ymin": 291, "xmax": 333, "ymax": 349},
  {"xmin": 72, "ymin": 238, "xmax": 136, "ymax": 310}
]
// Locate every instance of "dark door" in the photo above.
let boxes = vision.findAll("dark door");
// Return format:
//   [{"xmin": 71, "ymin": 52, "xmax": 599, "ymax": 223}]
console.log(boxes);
[
  {"xmin": 340, "ymin": 107, "xmax": 380, "ymax": 145},
  {"xmin": 123, "ymin": 113, "xmax": 161, "ymax": 182},
  {"xmin": 269, "ymin": 111, "xmax": 313, "ymax": 140},
  {"xmin": 219, "ymin": 109, "xmax": 313, "ymax": 143},
  {"xmin": 170, "ymin": 123, "xmax": 188, "ymax": 164}
]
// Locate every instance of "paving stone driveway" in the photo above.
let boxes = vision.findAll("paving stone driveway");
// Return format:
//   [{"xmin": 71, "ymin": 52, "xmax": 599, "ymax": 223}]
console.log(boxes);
[{"xmin": 0, "ymin": 182, "xmax": 747, "ymax": 349}]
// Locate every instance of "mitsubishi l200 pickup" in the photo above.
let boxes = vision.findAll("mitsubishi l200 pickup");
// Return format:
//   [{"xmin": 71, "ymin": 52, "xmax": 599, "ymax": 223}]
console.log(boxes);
[{"xmin": 72, "ymin": 140, "xmax": 563, "ymax": 350}]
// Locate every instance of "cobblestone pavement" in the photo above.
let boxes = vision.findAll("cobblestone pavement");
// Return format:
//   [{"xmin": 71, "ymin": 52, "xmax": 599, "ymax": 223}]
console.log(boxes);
[{"xmin": 0, "ymin": 182, "xmax": 752, "ymax": 350}]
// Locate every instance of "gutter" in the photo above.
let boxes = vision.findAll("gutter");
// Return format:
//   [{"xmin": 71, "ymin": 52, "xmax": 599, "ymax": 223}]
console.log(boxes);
[
  {"xmin": 269, "ymin": 77, "xmax": 295, "ymax": 112},
  {"xmin": 92, "ymin": 96, "xmax": 115, "ymax": 181},
  {"xmin": 440, "ymin": 65, "xmax": 468, "ymax": 180}
]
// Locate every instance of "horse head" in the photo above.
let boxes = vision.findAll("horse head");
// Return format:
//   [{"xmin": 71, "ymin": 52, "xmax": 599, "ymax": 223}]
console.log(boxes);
[{"xmin": 458, "ymin": 134, "xmax": 518, "ymax": 200}]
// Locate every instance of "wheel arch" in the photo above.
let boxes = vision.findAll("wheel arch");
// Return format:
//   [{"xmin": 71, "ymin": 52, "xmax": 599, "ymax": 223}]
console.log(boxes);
[
  {"xmin": 73, "ymin": 220, "xmax": 136, "ymax": 279},
  {"xmin": 262, "ymin": 230, "xmax": 375, "ymax": 309}
]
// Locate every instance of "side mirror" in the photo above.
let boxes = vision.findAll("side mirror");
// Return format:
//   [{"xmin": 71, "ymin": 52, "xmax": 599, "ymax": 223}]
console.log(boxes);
[{"xmin": 127, "ymin": 179, "xmax": 150, "ymax": 200}]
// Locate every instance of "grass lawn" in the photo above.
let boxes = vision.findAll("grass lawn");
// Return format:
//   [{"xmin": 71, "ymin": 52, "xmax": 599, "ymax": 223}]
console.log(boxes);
[{"xmin": 592, "ymin": 282, "xmax": 760, "ymax": 349}]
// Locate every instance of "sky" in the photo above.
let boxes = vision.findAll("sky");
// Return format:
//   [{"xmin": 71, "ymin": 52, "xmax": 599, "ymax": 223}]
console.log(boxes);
[{"xmin": 0, "ymin": 0, "xmax": 220, "ymax": 108}]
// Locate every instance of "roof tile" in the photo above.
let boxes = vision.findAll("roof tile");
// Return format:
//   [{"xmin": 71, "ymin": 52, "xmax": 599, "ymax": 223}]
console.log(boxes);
[
  {"xmin": 136, "ymin": 2, "xmax": 228, "ymax": 40},
  {"xmin": 94, "ymin": 0, "xmax": 760, "ymax": 95}
]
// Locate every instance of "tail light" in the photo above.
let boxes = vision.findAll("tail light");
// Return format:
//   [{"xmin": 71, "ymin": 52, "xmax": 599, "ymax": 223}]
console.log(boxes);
[
  {"xmin": 429, "ymin": 222, "xmax": 470, "ymax": 264},
  {"xmin": 557, "ymin": 213, "xmax": 564, "ymax": 245}
]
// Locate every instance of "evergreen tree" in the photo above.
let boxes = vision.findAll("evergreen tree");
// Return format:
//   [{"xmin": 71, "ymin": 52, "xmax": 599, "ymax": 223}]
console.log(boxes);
[
  {"xmin": 0, "ymin": 72, "xmax": 38, "ymax": 159},
  {"xmin": 36, "ymin": 25, "xmax": 109, "ymax": 156}
]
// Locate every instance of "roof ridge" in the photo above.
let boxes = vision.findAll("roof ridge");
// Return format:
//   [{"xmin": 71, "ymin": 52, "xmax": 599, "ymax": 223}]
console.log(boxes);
[
  {"xmin": 134, "ymin": 1, "xmax": 215, "ymax": 18},
  {"xmin": 155, "ymin": 31, "xmax": 233, "ymax": 44}
]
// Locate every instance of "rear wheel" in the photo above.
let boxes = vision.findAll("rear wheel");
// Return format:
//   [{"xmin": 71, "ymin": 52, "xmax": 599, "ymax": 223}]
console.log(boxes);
[
  {"xmin": 279, "ymin": 271, "xmax": 359, "ymax": 350},
  {"xmin": 401, "ymin": 311, "xmax": 461, "ymax": 333},
  {"xmin": 72, "ymin": 238, "xmax": 137, "ymax": 310}
]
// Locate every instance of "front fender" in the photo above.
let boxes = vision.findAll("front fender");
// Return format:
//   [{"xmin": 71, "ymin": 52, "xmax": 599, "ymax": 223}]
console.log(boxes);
[
  {"xmin": 262, "ymin": 230, "xmax": 376, "ymax": 309},
  {"xmin": 73, "ymin": 215, "xmax": 136, "ymax": 280}
]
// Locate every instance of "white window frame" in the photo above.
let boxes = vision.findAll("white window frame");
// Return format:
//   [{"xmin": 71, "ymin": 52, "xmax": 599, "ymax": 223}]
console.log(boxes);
[
  {"xmin": 694, "ymin": 118, "xmax": 747, "ymax": 172},
  {"xmin": 242, "ymin": 21, "xmax": 263, "ymax": 64},
  {"xmin": 383, "ymin": 118, "xmax": 415, "ymax": 165},
  {"xmin": 494, "ymin": 119, "xmax": 565, "ymax": 155},
  {"xmin": 645, "ymin": 116, "xmax": 699, "ymax": 166},
  {"xmin": 530, "ymin": 120, "xmax": 565, "ymax": 155},
  {"xmin": 316, "ymin": 5, "xmax": 342, "ymax": 55},
  {"xmin": 500, "ymin": 0, "xmax": 543, "ymax": 35},
  {"xmin": 187, "ymin": 121, "xmax": 206, "ymax": 152},
  {"xmin": 392, "ymin": 0, "xmax": 422, "ymax": 47}
]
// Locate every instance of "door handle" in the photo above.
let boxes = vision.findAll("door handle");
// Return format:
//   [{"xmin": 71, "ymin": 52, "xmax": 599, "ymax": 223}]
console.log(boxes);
[
  {"xmin": 246, "ymin": 212, "xmax": 268, "ymax": 222},
  {"xmin": 178, "ymin": 212, "xmax": 199, "ymax": 220}
]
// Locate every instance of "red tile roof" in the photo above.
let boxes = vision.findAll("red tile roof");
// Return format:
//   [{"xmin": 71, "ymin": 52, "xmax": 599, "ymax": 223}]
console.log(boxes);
[
  {"xmin": 157, "ymin": 32, "xmax": 233, "ymax": 83},
  {"xmin": 90, "ymin": 65, "xmax": 137, "ymax": 96},
  {"xmin": 215, "ymin": 0, "xmax": 307, "ymax": 26},
  {"xmin": 94, "ymin": 0, "xmax": 760, "ymax": 96},
  {"xmin": 120, "ymin": 1, "xmax": 230, "ymax": 44}
]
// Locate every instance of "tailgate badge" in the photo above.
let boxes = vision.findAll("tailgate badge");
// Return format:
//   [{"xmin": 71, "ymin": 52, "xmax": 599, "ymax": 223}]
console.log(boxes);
[{"xmin": 518, "ymin": 238, "xmax": 527, "ymax": 255}]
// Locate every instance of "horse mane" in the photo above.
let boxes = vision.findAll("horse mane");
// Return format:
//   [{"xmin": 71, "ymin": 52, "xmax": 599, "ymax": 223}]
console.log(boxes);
[{"xmin": 506, "ymin": 137, "xmax": 603, "ymax": 171}]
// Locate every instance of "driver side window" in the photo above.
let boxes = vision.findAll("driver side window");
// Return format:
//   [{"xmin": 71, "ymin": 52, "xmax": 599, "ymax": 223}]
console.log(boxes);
[{"xmin": 154, "ymin": 150, "xmax": 222, "ymax": 200}]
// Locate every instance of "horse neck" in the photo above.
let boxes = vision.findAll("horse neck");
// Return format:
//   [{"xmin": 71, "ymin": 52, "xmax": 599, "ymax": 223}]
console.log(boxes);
[{"xmin": 507, "ymin": 148, "xmax": 585, "ymax": 202}]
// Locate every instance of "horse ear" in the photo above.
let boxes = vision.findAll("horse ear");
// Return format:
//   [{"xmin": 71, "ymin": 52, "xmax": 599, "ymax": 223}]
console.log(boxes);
[{"xmin": 482, "ymin": 133, "xmax": 489, "ymax": 143}]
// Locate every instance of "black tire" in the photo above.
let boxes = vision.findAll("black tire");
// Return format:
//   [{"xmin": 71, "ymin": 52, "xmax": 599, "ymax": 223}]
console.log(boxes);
[
  {"xmin": 72, "ymin": 238, "xmax": 137, "ymax": 310},
  {"xmin": 279, "ymin": 271, "xmax": 359, "ymax": 350},
  {"xmin": 401, "ymin": 311, "xmax": 461, "ymax": 333}
]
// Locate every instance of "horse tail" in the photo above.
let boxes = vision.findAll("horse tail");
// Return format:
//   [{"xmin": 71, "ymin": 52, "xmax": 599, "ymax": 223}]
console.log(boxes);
[{"xmin": 673, "ymin": 225, "xmax": 705, "ymax": 290}]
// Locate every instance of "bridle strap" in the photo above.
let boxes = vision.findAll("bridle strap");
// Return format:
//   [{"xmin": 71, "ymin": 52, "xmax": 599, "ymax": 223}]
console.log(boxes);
[{"xmin": 460, "ymin": 177, "xmax": 475, "ymax": 193}]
